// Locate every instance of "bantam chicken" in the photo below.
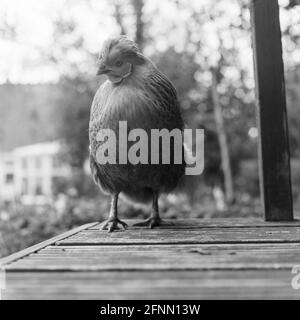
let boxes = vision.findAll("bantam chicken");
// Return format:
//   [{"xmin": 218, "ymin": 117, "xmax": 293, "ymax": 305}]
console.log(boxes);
[{"xmin": 89, "ymin": 35, "xmax": 185, "ymax": 232}]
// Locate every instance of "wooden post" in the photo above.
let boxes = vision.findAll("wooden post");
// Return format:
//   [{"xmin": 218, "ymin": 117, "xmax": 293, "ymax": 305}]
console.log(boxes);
[{"xmin": 250, "ymin": 0, "xmax": 293, "ymax": 221}]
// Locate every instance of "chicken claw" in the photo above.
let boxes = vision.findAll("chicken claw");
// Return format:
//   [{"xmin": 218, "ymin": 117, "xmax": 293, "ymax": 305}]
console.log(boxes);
[
  {"xmin": 99, "ymin": 218, "xmax": 128, "ymax": 232},
  {"xmin": 133, "ymin": 217, "xmax": 174, "ymax": 229}
]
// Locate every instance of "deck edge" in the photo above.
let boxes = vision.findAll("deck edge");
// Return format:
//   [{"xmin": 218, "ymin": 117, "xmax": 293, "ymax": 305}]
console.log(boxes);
[{"xmin": 0, "ymin": 222, "xmax": 98, "ymax": 267}]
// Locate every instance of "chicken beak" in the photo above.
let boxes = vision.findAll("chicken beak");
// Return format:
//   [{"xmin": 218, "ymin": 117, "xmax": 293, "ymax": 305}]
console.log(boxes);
[
  {"xmin": 96, "ymin": 67, "xmax": 107, "ymax": 76},
  {"xmin": 96, "ymin": 62, "xmax": 110, "ymax": 75}
]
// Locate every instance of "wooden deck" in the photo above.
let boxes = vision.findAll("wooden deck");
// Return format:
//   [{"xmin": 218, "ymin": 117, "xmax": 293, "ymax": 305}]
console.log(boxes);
[{"xmin": 1, "ymin": 218, "xmax": 300, "ymax": 299}]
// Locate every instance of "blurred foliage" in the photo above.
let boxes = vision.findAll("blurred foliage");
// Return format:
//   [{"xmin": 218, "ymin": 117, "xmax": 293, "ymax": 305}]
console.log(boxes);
[
  {"xmin": 57, "ymin": 77, "xmax": 96, "ymax": 168},
  {"xmin": 0, "ymin": 197, "xmax": 108, "ymax": 258}
]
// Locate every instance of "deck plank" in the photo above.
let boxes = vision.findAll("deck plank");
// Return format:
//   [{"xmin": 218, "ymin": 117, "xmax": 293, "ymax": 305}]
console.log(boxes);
[
  {"xmin": 56, "ymin": 226, "xmax": 300, "ymax": 245},
  {"xmin": 88, "ymin": 218, "xmax": 300, "ymax": 229},
  {"xmin": 5, "ymin": 243, "xmax": 300, "ymax": 271},
  {"xmin": 2, "ymin": 270, "xmax": 298, "ymax": 299}
]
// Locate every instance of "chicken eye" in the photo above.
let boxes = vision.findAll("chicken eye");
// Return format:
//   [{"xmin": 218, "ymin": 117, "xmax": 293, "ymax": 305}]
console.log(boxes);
[{"xmin": 115, "ymin": 60, "xmax": 123, "ymax": 67}]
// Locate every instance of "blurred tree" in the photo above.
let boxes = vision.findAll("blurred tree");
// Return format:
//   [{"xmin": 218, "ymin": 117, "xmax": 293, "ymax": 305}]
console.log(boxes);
[
  {"xmin": 43, "ymin": 15, "xmax": 98, "ymax": 173},
  {"xmin": 170, "ymin": 0, "xmax": 255, "ymax": 205},
  {"xmin": 111, "ymin": 0, "xmax": 146, "ymax": 49},
  {"xmin": 286, "ymin": 65, "xmax": 300, "ymax": 158},
  {"xmin": 211, "ymin": 68, "xmax": 234, "ymax": 204},
  {"xmin": 58, "ymin": 77, "xmax": 95, "ymax": 168},
  {"xmin": 131, "ymin": 0, "xmax": 145, "ymax": 49},
  {"xmin": 0, "ymin": 13, "xmax": 16, "ymax": 41},
  {"xmin": 112, "ymin": 0, "xmax": 127, "ymax": 35}
]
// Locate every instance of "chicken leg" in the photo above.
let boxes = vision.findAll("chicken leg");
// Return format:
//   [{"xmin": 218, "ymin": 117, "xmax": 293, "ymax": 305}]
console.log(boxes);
[
  {"xmin": 99, "ymin": 193, "xmax": 128, "ymax": 232},
  {"xmin": 133, "ymin": 192, "xmax": 174, "ymax": 229}
]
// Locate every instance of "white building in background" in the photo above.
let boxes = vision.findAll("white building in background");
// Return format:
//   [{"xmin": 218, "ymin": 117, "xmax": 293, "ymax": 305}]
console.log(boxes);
[
  {"xmin": 0, "ymin": 141, "xmax": 71, "ymax": 205},
  {"xmin": 0, "ymin": 153, "xmax": 15, "ymax": 202}
]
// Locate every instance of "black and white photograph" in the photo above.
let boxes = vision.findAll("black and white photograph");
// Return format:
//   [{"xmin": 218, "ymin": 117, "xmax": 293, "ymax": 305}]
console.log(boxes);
[{"xmin": 0, "ymin": 0, "xmax": 300, "ymax": 305}]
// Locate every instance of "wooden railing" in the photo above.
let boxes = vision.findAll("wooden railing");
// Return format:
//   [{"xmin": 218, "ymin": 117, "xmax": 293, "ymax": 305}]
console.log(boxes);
[{"xmin": 250, "ymin": 0, "xmax": 293, "ymax": 221}]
